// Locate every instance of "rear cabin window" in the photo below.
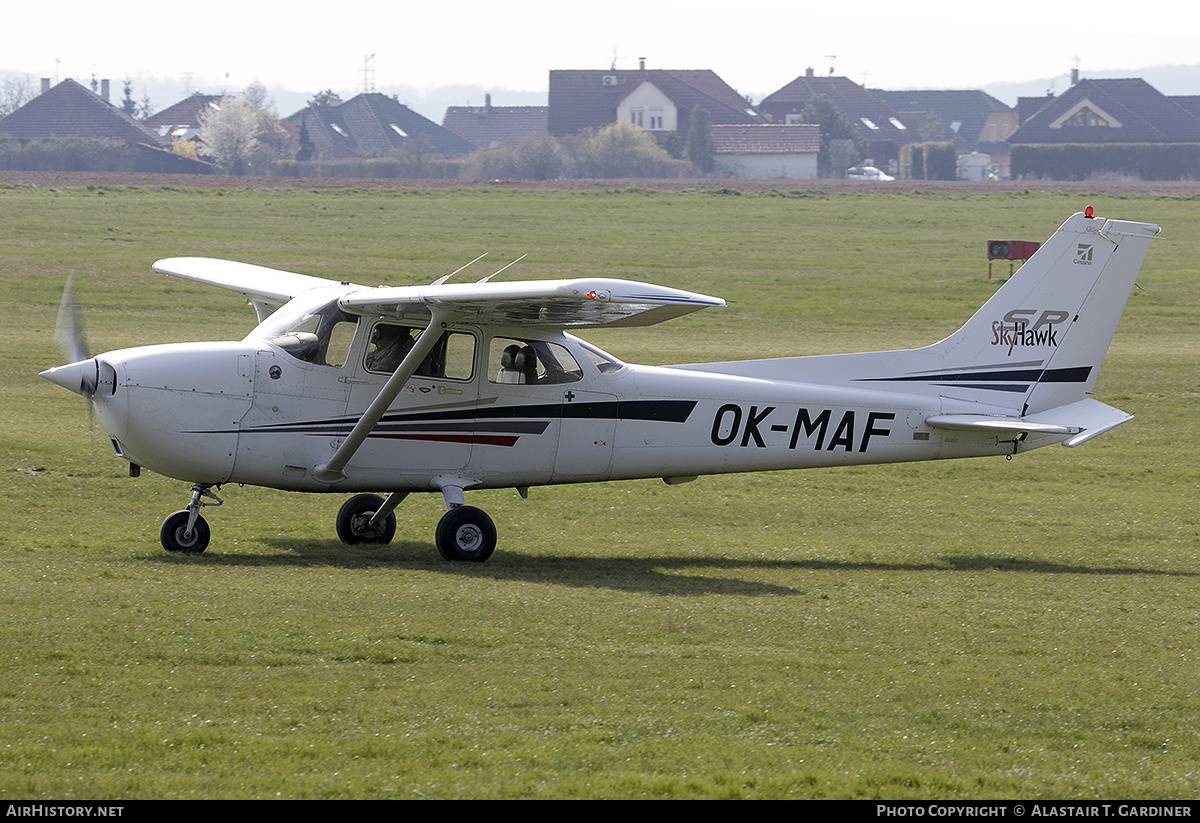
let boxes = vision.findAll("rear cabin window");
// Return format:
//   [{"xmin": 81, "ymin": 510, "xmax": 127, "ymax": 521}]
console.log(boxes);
[{"xmin": 489, "ymin": 338, "xmax": 582, "ymax": 385}]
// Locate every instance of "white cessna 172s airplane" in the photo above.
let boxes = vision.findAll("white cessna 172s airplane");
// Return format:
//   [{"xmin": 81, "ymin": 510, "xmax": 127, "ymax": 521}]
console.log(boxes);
[{"xmin": 41, "ymin": 210, "xmax": 1159, "ymax": 562}]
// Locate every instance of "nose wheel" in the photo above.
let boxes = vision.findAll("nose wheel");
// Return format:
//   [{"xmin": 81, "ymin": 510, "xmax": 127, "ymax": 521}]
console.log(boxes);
[
  {"xmin": 160, "ymin": 510, "xmax": 210, "ymax": 553},
  {"xmin": 160, "ymin": 484, "xmax": 221, "ymax": 554}
]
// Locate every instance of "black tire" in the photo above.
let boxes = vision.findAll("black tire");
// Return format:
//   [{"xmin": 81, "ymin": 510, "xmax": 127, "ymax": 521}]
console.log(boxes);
[
  {"xmin": 336, "ymin": 493, "xmax": 397, "ymax": 545},
  {"xmin": 160, "ymin": 510, "xmax": 210, "ymax": 554},
  {"xmin": 435, "ymin": 506, "xmax": 496, "ymax": 562}
]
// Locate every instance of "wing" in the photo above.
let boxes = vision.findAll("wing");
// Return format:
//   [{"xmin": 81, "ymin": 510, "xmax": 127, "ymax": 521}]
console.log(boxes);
[
  {"xmin": 152, "ymin": 257, "xmax": 725, "ymax": 329},
  {"xmin": 152, "ymin": 257, "xmax": 359, "ymax": 322},
  {"xmin": 339, "ymin": 278, "xmax": 726, "ymax": 328}
]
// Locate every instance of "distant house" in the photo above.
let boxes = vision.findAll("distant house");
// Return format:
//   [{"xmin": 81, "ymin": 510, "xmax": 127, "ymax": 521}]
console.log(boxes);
[
  {"xmin": 442, "ymin": 94, "xmax": 548, "ymax": 149},
  {"xmin": 145, "ymin": 92, "xmax": 223, "ymax": 142},
  {"xmin": 549, "ymin": 64, "xmax": 764, "ymax": 144},
  {"xmin": 285, "ymin": 92, "xmax": 475, "ymax": 161},
  {"xmin": 759, "ymin": 70, "xmax": 914, "ymax": 173},
  {"xmin": 1008, "ymin": 76, "xmax": 1200, "ymax": 179},
  {"xmin": 1012, "ymin": 76, "xmax": 1200, "ymax": 143},
  {"xmin": 0, "ymin": 78, "xmax": 210, "ymax": 173},
  {"xmin": 872, "ymin": 89, "xmax": 1016, "ymax": 178},
  {"xmin": 711, "ymin": 124, "xmax": 819, "ymax": 179}
]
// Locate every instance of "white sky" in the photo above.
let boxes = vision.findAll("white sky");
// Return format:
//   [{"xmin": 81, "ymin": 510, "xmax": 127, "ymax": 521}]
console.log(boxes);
[{"xmin": 6, "ymin": 0, "xmax": 1199, "ymax": 104}]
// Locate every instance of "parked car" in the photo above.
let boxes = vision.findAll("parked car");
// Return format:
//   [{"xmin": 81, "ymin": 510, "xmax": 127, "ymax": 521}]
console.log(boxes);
[{"xmin": 846, "ymin": 165, "xmax": 895, "ymax": 181}]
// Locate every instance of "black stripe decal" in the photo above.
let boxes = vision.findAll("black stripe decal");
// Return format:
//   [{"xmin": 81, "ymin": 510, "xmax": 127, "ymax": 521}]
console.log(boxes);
[
  {"xmin": 857, "ymin": 365, "xmax": 1092, "ymax": 387},
  {"xmin": 236, "ymin": 399, "xmax": 697, "ymax": 437}
]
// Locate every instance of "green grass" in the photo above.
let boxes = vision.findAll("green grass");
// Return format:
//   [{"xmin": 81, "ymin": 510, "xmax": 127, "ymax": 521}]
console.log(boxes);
[{"xmin": 2, "ymin": 184, "xmax": 1199, "ymax": 798}]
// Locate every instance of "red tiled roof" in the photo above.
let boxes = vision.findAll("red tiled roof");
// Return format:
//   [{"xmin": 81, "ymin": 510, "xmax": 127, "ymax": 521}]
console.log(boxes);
[
  {"xmin": 711, "ymin": 124, "xmax": 820, "ymax": 154},
  {"xmin": 442, "ymin": 104, "xmax": 548, "ymax": 149},
  {"xmin": 145, "ymin": 93, "xmax": 224, "ymax": 130},
  {"xmin": 549, "ymin": 69, "xmax": 762, "ymax": 137},
  {"xmin": 760, "ymin": 75, "xmax": 910, "ymax": 143}
]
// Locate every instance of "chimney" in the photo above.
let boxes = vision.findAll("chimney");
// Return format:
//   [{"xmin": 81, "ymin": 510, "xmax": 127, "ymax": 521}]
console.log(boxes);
[
  {"xmin": 41, "ymin": 78, "xmax": 51, "ymax": 94},
  {"xmin": 806, "ymin": 67, "xmax": 815, "ymax": 78},
  {"xmin": 1071, "ymin": 67, "xmax": 1079, "ymax": 85},
  {"xmin": 639, "ymin": 57, "xmax": 646, "ymax": 71},
  {"xmin": 484, "ymin": 92, "xmax": 491, "ymax": 111},
  {"xmin": 100, "ymin": 78, "xmax": 110, "ymax": 103}
]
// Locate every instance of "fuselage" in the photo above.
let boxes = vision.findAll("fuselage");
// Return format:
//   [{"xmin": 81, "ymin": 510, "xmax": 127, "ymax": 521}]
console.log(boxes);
[{"xmin": 75, "ymin": 315, "xmax": 1032, "ymax": 497}]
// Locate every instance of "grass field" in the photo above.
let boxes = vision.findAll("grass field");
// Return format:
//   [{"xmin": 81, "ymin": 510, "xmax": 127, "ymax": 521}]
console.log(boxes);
[{"xmin": 2, "ymin": 183, "xmax": 1198, "ymax": 799}]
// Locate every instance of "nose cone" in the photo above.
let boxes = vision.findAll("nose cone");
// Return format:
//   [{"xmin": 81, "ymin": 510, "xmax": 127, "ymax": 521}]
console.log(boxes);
[{"xmin": 40, "ymin": 358, "xmax": 98, "ymax": 398}]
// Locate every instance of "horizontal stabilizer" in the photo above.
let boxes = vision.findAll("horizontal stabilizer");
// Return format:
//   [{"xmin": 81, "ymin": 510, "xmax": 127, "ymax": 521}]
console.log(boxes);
[
  {"xmin": 926, "ymin": 398, "xmax": 1131, "ymax": 446},
  {"xmin": 926, "ymin": 415, "xmax": 1078, "ymax": 436},
  {"xmin": 1025, "ymin": 397, "xmax": 1133, "ymax": 447}
]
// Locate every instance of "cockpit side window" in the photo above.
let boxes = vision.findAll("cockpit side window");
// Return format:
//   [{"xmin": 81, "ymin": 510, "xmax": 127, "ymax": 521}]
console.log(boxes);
[
  {"xmin": 364, "ymin": 321, "xmax": 475, "ymax": 380},
  {"xmin": 489, "ymin": 337, "xmax": 583, "ymax": 385},
  {"xmin": 324, "ymin": 320, "xmax": 357, "ymax": 368}
]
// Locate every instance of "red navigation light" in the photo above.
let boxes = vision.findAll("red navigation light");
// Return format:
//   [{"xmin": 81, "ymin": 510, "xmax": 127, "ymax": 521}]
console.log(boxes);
[
  {"xmin": 1085, "ymin": 205, "xmax": 1094, "ymax": 218},
  {"xmin": 585, "ymin": 291, "xmax": 598, "ymax": 300}
]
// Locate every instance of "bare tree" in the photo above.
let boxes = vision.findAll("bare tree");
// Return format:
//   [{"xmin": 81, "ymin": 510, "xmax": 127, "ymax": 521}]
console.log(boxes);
[
  {"xmin": 0, "ymin": 72, "xmax": 37, "ymax": 118},
  {"xmin": 241, "ymin": 80, "xmax": 276, "ymax": 116}
]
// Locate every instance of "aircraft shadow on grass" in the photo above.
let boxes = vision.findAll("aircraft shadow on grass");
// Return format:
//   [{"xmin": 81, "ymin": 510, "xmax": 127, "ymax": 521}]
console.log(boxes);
[{"xmin": 143, "ymin": 540, "xmax": 1198, "ymax": 598}]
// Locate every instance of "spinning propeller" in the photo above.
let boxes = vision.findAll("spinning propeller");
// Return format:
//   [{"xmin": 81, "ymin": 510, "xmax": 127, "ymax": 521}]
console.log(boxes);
[{"xmin": 41, "ymin": 276, "xmax": 99, "ymax": 400}]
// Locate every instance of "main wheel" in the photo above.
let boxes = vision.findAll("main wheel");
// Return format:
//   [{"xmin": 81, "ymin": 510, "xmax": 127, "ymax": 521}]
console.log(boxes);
[
  {"xmin": 435, "ymin": 506, "xmax": 496, "ymax": 562},
  {"xmin": 160, "ymin": 510, "xmax": 210, "ymax": 554},
  {"xmin": 336, "ymin": 493, "xmax": 397, "ymax": 545}
]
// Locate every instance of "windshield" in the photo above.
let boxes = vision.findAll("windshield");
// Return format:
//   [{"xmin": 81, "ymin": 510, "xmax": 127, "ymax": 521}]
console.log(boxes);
[{"xmin": 245, "ymin": 291, "xmax": 358, "ymax": 367}]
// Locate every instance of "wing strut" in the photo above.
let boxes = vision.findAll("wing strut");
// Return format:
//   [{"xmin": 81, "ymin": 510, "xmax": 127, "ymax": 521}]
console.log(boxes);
[{"xmin": 313, "ymin": 309, "xmax": 455, "ymax": 483}]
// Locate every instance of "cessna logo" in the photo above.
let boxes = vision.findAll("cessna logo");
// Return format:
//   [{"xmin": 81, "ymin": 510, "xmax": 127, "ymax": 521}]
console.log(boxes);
[
  {"xmin": 991, "ymin": 309, "xmax": 1069, "ymax": 355},
  {"xmin": 1075, "ymin": 243, "xmax": 1094, "ymax": 265}
]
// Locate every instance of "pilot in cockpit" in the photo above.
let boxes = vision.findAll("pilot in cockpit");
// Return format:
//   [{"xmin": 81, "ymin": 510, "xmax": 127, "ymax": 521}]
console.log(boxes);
[{"xmin": 365, "ymin": 324, "xmax": 416, "ymax": 372}]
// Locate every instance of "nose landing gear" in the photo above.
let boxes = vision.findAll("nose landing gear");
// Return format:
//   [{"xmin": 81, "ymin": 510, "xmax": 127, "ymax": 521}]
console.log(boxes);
[{"xmin": 160, "ymin": 484, "xmax": 222, "ymax": 554}]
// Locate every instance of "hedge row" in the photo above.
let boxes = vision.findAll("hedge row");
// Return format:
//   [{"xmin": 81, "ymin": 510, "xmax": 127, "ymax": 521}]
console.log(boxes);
[
  {"xmin": 0, "ymin": 137, "xmax": 209, "ymax": 173},
  {"xmin": 1011, "ymin": 143, "xmax": 1200, "ymax": 181},
  {"xmin": 270, "ymin": 156, "xmax": 463, "ymax": 179},
  {"xmin": 899, "ymin": 142, "xmax": 956, "ymax": 180}
]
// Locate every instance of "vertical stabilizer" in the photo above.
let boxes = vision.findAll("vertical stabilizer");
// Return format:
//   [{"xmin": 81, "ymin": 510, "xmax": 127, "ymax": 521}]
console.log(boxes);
[
  {"xmin": 869, "ymin": 211, "xmax": 1159, "ymax": 412},
  {"xmin": 671, "ymin": 212, "xmax": 1159, "ymax": 423}
]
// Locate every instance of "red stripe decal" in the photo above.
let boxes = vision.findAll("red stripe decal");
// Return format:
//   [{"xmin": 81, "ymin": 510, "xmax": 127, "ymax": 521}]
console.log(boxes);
[{"xmin": 370, "ymin": 433, "xmax": 520, "ymax": 447}]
